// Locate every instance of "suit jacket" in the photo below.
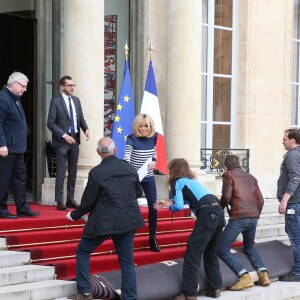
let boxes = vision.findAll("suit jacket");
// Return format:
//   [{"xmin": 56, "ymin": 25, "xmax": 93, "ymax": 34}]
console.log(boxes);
[
  {"xmin": 47, "ymin": 94, "xmax": 89, "ymax": 147},
  {"xmin": 0, "ymin": 86, "xmax": 27, "ymax": 153}
]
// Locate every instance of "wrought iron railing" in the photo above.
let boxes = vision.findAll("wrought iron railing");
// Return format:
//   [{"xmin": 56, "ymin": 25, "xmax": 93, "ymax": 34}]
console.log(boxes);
[{"xmin": 200, "ymin": 148, "xmax": 250, "ymax": 176}]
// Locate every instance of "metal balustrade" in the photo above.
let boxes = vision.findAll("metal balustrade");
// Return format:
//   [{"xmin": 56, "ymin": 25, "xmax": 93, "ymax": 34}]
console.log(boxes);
[{"xmin": 200, "ymin": 148, "xmax": 250, "ymax": 176}]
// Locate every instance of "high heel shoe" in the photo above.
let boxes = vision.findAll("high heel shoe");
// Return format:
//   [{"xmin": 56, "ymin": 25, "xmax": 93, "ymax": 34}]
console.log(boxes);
[{"xmin": 149, "ymin": 237, "xmax": 161, "ymax": 252}]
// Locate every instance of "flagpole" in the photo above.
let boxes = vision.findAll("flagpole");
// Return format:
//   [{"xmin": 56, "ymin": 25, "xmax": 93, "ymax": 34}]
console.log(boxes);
[
  {"xmin": 124, "ymin": 40, "xmax": 129, "ymax": 61},
  {"xmin": 148, "ymin": 42, "xmax": 153, "ymax": 61}
]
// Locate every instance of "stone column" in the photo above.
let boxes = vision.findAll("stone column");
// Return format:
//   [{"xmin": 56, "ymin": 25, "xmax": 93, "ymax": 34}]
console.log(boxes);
[
  {"xmin": 165, "ymin": 0, "xmax": 202, "ymax": 168},
  {"xmin": 41, "ymin": 0, "xmax": 104, "ymax": 204},
  {"xmin": 236, "ymin": 0, "xmax": 293, "ymax": 197},
  {"xmin": 63, "ymin": 0, "xmax": 104, "ymax": 176}
]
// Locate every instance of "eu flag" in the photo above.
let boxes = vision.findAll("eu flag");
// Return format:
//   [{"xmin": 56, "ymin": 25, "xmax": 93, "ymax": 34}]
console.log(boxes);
[{"xmin": 111, "ymin": 60, "xmax": 135, "ymax": 158}]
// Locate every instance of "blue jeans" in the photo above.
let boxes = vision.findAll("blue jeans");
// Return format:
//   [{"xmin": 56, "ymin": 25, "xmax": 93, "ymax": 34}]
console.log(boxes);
[
  {"xmin": 141, "ymin": 177, "xmax": 157, "ymax": 238},
  {"xmin": 217, "ymin": 217, "xmax": 267, "ymax": 276},
  {"xmin": 285, "ymin": 203, "xmax": 300, "ymax": 275},
  {"xmin": 76, "ymin": 230, "xmax": 137, "ymax": 300}
]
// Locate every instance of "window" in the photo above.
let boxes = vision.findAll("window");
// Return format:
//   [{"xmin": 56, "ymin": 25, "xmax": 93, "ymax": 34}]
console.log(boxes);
[
  {"xmin": 201, "ymin": 0, "xmax": 237, "ymax": 148},
  {"xmin": 292, "ymin": 0, "xmax": 300, "ymax": 127}
]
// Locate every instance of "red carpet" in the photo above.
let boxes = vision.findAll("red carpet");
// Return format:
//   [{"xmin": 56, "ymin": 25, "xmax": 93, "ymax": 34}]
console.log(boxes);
[{"xmin": 0, "ymin": 203, "xmax": 242, "ymax": 280}]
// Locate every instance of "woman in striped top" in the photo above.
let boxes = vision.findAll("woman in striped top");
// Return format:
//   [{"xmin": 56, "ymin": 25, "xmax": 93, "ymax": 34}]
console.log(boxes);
[{"xmin": 124, "ymin": 114, "xmax": 160, "ymax": 252}]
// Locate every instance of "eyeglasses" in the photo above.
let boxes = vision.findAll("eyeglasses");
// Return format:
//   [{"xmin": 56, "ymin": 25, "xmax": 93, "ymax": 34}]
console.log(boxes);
[
  {"xmin": 64, "ymin": 84, "xmax": 76, "ymax": 87},
  {"xmin": 15, "ymin": 81, "xmax": 27, "ymax": 89}
]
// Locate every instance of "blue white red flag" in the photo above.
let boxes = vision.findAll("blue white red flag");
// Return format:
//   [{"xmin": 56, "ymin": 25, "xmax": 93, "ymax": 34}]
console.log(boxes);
[{"xmin": 140, "ymin": 60, "xmax": 168, "ymax": 174}]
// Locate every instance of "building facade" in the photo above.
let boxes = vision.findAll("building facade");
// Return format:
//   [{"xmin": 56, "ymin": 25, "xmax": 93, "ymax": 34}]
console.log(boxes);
[{"xmin": 0, "ymin": 0, "xmax": 295, "ymax": 201}]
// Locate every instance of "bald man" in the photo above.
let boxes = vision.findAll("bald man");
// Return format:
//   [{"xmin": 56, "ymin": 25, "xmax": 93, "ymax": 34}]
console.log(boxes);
[{"xmin": 66, "ymin": 137, "xmax": 145, "ymax": 300}]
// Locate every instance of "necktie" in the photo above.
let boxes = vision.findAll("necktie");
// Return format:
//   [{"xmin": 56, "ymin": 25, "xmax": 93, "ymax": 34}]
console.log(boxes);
[
  {"xmin": 68, "ymin": 97, "xmax": 76, "ymax": 136},
  {"xmin": 16, "ymin": 100, "xmax": 25, "ymax": 120}
]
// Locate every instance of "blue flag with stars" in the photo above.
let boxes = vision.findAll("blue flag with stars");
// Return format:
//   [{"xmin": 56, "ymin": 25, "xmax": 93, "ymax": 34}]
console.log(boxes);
[{"xmin": 111, "ymin": 60, "xmax": 135, "ymax": 158}]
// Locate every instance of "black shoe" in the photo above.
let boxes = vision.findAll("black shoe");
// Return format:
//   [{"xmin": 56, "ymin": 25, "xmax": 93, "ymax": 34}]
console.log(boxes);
[
  {"xmin": 57, "ymin": 203, "xmax": 68, "ymax": 211},
  {"xmin": 66, "ymin": 200, "xmax": 78, "ymax": 209},
  {"xmin": 205, "ymin": 289, "xmax": 221, "ymax": 298},
  {"xmin": 17, "ymin": 211, "xmax": 40, "ymax": 217},
  {"xmin": 67, "ymin": 292, "xmax": 93, "ymax": 300},
  {"xmin": 279, "ymin": 273, "xmax": 300, "ymax": 282},
  {"xmin": 0, "ymin": 211, "xmax": 18, "ymax": 219},
  {"xmin": 149, "ymin": 237, "xmax": 161, "ymax": 252}
]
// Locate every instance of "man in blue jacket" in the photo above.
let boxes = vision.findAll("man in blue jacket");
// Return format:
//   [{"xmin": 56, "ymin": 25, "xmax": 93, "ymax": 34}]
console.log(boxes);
[
  {"xmin": 66, "ymin": 137, "xmax": 145, "ymax": 300},
  {"xmin": 278, "ymin": 128, "xmax": 300, "ymax": 282},
  {"xmin": 0, "ymin": 72, "xmax": 39, "ymax": 218}
]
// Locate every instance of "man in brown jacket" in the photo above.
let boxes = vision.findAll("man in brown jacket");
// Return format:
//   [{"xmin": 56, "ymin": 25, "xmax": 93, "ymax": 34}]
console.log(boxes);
[{"xmin": 217, "ymin": 155, "xmax": 271, "ymax": 291}]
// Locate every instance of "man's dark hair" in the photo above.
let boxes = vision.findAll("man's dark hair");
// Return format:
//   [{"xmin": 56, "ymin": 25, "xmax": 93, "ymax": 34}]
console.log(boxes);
[
  {"xmin": 285, "ymin": 128, "xmax": 300, "ymax": 144},
  {"xmin": 59, "ymin": 75, "xmax": 72, "ymax": 86},
  {"xmin": 224, "ymin": 155, "xmax": 240, "ymax": 170}
]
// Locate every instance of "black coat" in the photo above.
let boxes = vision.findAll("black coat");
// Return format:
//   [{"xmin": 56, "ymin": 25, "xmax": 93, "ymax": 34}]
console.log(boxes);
[
  {"xmin": 71, "ymin": 155, "xmax": 145, "ymax": 238},
  {"xmin": 0, "ymin": 86, "xmax": 27, "ymax": 153}
]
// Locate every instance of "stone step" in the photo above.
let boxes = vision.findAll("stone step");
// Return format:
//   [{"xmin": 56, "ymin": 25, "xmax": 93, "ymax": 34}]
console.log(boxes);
[
  {"xmin": 235, "ymin": 223, "xmax": 286, "ymax": 241},
  {"xmin": 0, "ymin": 280, "xmax": 76, "ymax": 300},
  {"xmin": 0, "ymin": 265, "xmax": 55, "ymax": 287},
  {"xmin": 222, "ymin": 204, "xmax": 280, "ymax": 219},
  {"xmin": 53, "ymin": 281, "xmax": 300, "ymax": 300},
  {"xmin": 257, "ymin": 213, "xmax": 285, "ymax": 225},
  {"xmin": 224, "ymin": 213, "xmax": 285, "ymax": 226},
  {"xmin": 194, "ymin": 281, "xmax": 300, "ymax": 300},
  {"xmin": 260, "ymin": 202, "xmax": 279, "ymax": 214},
  {"xmin": 255, "ymin": 236, "xmax": 290, "ymax": 246},
  {"xmin": 0, "ymin": 251, "xmax": 30, "ymax": 268},
  {"xmin": 0, "ymin": 238, "xmax": 6, "ymax": 249},
  {"xmin": 255, "ymin": 223, "xmax": 286, "ymax": 239}
]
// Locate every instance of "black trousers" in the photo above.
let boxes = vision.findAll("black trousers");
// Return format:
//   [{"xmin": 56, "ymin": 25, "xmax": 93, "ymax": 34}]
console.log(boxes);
[
  {"xmin": 0, "ymin": 153, "xmax": 30, "ymax": 213},
  {"xmin": 182, "ymin": 204, "xmax": 225, "ymax": 296},
  {"xmin": 55, "ymin": 142, "xmax": 79, "ymax": 203}
]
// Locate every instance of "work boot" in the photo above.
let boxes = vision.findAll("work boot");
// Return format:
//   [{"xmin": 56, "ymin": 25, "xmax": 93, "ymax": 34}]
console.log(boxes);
[
  {"xmin": 228, "ymin": 273, "xmax": 254, "ymax": 291},
  {"xmin": 258, "ymin": 271, "xmax": 271, "ymax": 286}
]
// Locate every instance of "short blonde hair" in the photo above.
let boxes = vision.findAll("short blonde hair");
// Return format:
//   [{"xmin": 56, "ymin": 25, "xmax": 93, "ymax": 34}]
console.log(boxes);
[{"xmin": 132, "ymin": 114, "xmax": 156, "ymax": 137}]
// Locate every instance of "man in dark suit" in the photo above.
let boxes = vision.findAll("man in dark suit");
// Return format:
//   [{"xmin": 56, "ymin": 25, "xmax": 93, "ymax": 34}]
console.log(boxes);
[
  {"xmin": 47, "ymin": 75, "xmax": 90, "ymax": 211},
  {"xmin": 0, "ymin": 72, "xmax": 40, "ymax": 219}
]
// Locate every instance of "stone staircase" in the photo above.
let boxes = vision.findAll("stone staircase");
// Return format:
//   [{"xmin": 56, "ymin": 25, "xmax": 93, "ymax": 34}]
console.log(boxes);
[
  {"xmin": 0, "ymin": 241, "xmax": 76, "ymax": 300},
  {"xmin": 246, "ymin": 198, "xmax": 289, "ymax": 245},
  {"xmin": 0, "ymin": 196, "xmax": 295, "ymax": 300},
  {"xmin": 199, "ymin": 197, "xmax": 297, "ymax": 300}
]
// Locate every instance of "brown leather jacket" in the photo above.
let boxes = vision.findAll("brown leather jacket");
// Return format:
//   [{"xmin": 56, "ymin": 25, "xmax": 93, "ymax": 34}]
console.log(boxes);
[{"xmin": 220, "ymin": 166, "xmax": 264, "ymax": 220}]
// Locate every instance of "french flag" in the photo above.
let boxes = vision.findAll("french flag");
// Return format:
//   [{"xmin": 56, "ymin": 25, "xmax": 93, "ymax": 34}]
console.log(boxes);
[{"xmin": 141, "ymin": 60, "xmax": 168, "ymax": 174}]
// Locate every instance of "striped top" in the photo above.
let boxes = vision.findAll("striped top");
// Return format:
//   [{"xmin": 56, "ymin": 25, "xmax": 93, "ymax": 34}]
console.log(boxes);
[{"xmin": 124, "ymin": 133, "xmax": 157, "ymax": 180}]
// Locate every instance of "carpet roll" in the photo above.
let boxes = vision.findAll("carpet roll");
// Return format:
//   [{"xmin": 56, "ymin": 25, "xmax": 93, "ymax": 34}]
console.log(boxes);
[{"xmin": 90, "ymin": 241, "xmax": 293, "ymax": 300}]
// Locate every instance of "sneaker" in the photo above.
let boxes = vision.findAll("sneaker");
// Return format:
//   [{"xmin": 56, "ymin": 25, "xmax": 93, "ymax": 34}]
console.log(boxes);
[
  {"xmin": 279, "ymin": 273, "xmax": 300, "ymax": 282},
  {"xmin": 173, "ymin": 293, "xmax": 197, "ymax": 300},
  {"xmin": 258, "ymin": 271, "xmax": 271, "ymax": 286},
  {"xmin": 228, "ymin": 273, "xmax": 254, "ymax": 291},
  {"xmin": 67, "ymin": 292, "xmax": 93, "ymax": 300}
]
